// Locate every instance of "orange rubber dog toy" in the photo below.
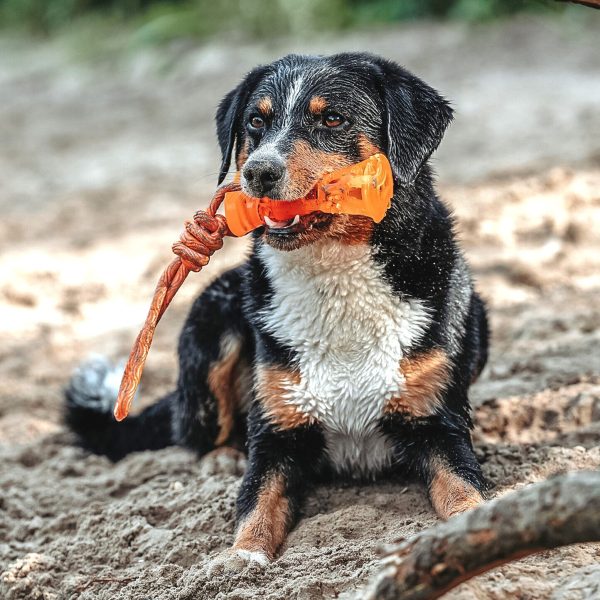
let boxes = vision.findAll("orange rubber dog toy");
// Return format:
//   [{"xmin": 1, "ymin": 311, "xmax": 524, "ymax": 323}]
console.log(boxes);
[
  {"xmin": 224, "ymin": 153, "xmax": 393, "ymax": 236},
  {"xmin": 114, "ymin": 154, "xmax": 394, "ymax": 421}
]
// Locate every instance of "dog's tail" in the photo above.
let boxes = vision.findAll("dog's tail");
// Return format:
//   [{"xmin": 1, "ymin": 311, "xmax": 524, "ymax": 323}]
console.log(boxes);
[{"xmin": 64, "ymin": 356, "xmax": 174, "ymax": 461}]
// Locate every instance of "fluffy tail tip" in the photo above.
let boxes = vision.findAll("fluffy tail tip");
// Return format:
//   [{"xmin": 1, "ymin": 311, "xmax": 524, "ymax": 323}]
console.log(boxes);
[{"xmin": 66, "ymin": 355, "xmax": 126, "ymax": 414}]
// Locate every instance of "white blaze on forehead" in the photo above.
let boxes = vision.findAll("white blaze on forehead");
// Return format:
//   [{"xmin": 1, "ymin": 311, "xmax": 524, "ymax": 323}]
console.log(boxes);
[
  {"xmin": 283, "ymin": 72, "xmax": 305, "ymax": 117},
  {"xmin": 264, "ymin": 61, "xmax": 341, "ymax": 125},
  {"xmin": 280, "ymin": 65, "xmax": 338, "ymax": 119}
]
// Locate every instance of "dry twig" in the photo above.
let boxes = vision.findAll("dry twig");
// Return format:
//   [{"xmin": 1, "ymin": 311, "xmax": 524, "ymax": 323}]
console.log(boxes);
[
  {"xmin": 356, "ymin": 471, "xmax": 600, "ymax": 600},
  {"xmin": 555, "ymin": 0, "xmax": 600, "ymax": 8}
]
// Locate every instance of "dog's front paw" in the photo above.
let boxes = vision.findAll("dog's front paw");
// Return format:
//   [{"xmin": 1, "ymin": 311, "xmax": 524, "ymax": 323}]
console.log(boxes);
[
  {"xmin": 234, "ymin": 549, "xmax": 270, "ymax": 566},
  {"xmin": 200, "ymin": 447, "xmax": 247, "ymax": 477},
  {"xmin": 206, "ymin": 548, "xmax": 270, "ymax": 576}
]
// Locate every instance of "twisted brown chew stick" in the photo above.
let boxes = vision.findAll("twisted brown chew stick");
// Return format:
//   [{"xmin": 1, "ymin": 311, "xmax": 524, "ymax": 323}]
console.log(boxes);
[{"xmin": 114, "ymin": 182, "xmax": 240, "ymax": 422}]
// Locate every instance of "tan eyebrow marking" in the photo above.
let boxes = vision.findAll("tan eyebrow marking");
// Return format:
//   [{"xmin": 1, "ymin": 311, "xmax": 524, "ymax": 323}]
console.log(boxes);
[
  {"xmin": 257, "ymin": 96, "xmax": 273, "ymax": 116},
  {"xmin": 308, "ymin": 96, "xmax": 328, "ymax": 114}
]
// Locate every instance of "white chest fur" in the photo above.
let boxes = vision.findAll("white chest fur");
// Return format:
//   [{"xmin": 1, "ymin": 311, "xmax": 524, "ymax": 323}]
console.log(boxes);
[{"xmin": 258, "ymin": 241, "xmax": 431, "ymax": 477}]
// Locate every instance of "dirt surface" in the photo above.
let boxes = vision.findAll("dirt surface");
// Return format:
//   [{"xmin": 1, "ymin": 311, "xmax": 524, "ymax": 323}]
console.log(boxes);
[{"xmin": 1, "ymin": 15, "xmax": 600, "ymax": 600}]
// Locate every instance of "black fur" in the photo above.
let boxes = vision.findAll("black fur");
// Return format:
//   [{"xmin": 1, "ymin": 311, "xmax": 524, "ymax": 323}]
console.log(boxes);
[{"xmin": 66, "ymin": 53, "xmax": 490, "ymax": 559}]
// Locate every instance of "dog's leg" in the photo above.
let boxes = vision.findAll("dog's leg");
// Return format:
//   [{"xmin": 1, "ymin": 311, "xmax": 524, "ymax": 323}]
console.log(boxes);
[
  {"xmin": 231, "ymin": 403, "xmax": 324, "ymax": 564},
  {"xmin": 385, "ymin": 415, "xmax": 486, "ymax": 520},
  {"xmin": 408, "ymin": 426, "xmax": 485, "ymax": 520},
  {"xmin": 420, "ymin": 432, "xmax": 486, "ymax": 519},
  {"xmin": 383, "ymin": 342, "xmax": 487, "ymax": 519},
  {"xmin": 172, "ymin": 266, "xmax": 252, "ymax": 455}
]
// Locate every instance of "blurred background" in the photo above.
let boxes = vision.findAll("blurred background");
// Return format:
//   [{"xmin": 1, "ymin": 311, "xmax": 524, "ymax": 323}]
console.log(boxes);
[{"xmin": 1, "ymin": 2, "xmax": 600, "ymax": 598}]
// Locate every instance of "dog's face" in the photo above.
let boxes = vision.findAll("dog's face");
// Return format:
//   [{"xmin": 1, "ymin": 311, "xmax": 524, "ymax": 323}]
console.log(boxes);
[{"xmin": 216, "ymin": 53, "xmax": 453, "ymax": 251}]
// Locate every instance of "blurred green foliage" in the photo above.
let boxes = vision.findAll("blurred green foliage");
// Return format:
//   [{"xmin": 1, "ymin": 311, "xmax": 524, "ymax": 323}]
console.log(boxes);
[{"xmin": 0, "ymin": 0, "xmax": 562, "ymax": 40}]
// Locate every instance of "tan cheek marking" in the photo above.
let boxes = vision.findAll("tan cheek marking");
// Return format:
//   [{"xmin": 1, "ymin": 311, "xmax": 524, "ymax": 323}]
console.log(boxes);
[
  {"xmin": 308, "ymin": 95, "xmax": 328, "ymax": 114},
  {"xmin": 236, "ymin": 137, "xmax": 250, "ymax": 171},
  {"xmin": 257, "ymin": 96, "xmax": 273, "ymax": 116},
  {"xmin": 285, "ymin": 140, "xmax": 320, "ymax": 193},
  {"xmin": 284, "ymin": 142, "xmax": 375, "ymax": 244},
  {"xmin": 207, "ymin": 338, "xmax": 245, "ymax": 445},
  {"xmin": 331, "ymin": 215, "xmax": 374, "ymax": 246},
  {"xmin": 286, "ymin": 140, "xmax": 352, "ymax": 197},
  {"xmin": 255, "ymin": 366, "xmax": 313, "ymax": 430},
  {"xmin": 232, "ymin": 472, "xmax": 290, "ymax": 559},
  {"xmin": 357, "ymin": 133, "xmax": 382, "ymax": 160},
  {"xmin": 384, "ymin": 349, "xmax": 450, "ymax": 418},
  {"xmin": 429, "ymin": 458, "xmax": 484, "ymax": 519}
]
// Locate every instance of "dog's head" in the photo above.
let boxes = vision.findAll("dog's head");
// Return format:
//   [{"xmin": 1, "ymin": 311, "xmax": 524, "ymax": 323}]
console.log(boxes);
[{"xmin": 216, "ymin": 53, "xmax": 453, "ymax": 251}]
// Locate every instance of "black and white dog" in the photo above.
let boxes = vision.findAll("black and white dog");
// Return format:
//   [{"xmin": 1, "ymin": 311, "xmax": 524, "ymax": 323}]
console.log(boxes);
[{"xmin": 66, "ymin": 53, "xmax": 489, "ymax": 565}]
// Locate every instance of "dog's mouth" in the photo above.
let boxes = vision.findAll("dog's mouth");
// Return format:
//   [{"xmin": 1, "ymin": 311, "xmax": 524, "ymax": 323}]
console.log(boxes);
[
  {"xmin": 260, "ymin": 185, "xmax": 333, "ymax": 238},
  {"xmin": 263, "ymin": 211, "xmax": 334, "ymax": 236},
  {"xmin": 263, "ymin": 186, "xmax": 323, "ymax": 236},
  {"xmin": 263, "ymin": 213, "xmax": 301, "ymax": 232}
]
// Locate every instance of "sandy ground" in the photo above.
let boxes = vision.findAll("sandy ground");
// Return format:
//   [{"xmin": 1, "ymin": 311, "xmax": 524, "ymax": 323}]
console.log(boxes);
[{"xmin": 1, "ymin": 15, "xmax": 600, "ymax": 600}]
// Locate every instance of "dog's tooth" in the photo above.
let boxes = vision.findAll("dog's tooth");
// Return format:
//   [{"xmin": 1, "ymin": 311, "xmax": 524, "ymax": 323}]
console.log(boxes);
[
  {"xmin": 264, "ymin": 215, "xmax": 296, "ymax": 229},
  {"xmin": 265, "ymin": 215, "xmax": 289, "ymax": 229}
]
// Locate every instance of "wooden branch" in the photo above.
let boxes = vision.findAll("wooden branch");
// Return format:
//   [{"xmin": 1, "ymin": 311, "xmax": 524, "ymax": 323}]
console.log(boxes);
[
  {"xmin": 356, "ymin": 471, "xmax": 600, "ymax": 600},
  {"xmin": 555, "ymin": 0, "xmax": 600, "ymax": 9}
]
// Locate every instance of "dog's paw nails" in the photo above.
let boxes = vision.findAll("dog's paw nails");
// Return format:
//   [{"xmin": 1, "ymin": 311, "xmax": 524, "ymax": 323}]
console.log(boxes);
[
  {"xmin": 234, "ymin": 549, "xmax": 270, "ymax": 567},
  {"xmin": 206, "ymin": 549, "xmax": 270, "ymax": 576}
]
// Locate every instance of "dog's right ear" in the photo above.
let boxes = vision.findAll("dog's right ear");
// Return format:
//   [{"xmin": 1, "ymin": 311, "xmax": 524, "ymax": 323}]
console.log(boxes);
[{"xmin": 216, "ymin": 65, "xmax": 269, "ymax": 184}]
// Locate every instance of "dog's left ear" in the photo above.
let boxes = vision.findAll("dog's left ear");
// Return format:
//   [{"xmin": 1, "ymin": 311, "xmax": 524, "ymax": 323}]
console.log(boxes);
[
  {"xmin": 372, "ymin": 57, "xmax": 453, "ymax": 185},
  {"xmin": 216, "ymin": 65, "xmax": 270, "ymax": 184}
]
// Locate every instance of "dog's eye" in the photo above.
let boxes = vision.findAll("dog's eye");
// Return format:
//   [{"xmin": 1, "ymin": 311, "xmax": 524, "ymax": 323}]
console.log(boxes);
[
  {"xmin": 249, "ymin": 115, "xmax": 265, "ymax": 129},
  {"xmin": 323, "ymin": 113, "xmax": 344, "ymax": 128}
]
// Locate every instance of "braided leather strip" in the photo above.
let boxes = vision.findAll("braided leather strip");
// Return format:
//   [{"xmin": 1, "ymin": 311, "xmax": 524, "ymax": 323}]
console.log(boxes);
[{"xmin": 114, "ymin": 182, "xmax": 240, "ymax": 421}]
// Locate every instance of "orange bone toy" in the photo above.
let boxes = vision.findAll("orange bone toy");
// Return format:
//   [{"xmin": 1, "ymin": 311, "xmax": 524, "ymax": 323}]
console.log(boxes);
[
  {"xmin": 224, "ymin": 153, "xmax": 393, "ymax": 237},
  {"xmin": 114, "ymin": 154, "xmax": 394, "ymax": 421}
]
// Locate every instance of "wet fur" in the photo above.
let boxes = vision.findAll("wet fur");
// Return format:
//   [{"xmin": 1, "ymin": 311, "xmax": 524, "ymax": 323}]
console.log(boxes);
[{"xmin": 66, "ymin": 53, "xmax": 489, "ymax": 563}]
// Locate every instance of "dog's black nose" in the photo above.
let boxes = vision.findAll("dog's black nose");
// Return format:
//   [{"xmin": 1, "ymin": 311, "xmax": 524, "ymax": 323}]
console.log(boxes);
[{"xmin": 243, "ymin": 160, "xmax": 285, "ymax": 195}]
